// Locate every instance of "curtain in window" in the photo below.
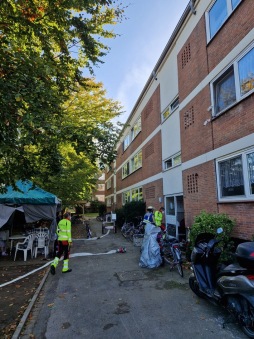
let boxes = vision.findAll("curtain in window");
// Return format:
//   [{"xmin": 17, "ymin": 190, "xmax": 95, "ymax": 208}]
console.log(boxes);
[{"xmin": 219, "ymin": 156, "xmax": 244, "ymax": 196}]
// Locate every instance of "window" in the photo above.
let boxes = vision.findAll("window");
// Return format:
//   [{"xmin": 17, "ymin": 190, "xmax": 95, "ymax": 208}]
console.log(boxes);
[
  {"xmin": 162, "ymin": 96, "xmax": 179, "ymax": 122},
  {"xmin": 106, "ymin": 197, "xmax": 112, "ymax": 207},
  {"xmin": 171, "ymin": 97, "xmax": 179, "ymax": 111},
  {"xmin": 207, "ymin": 0, "xmax": 242, "ymax": 40},
  {"xmin": 214, "ymin": 66, "xmax": 236, "ymax": 113},
  {"xmin": 123, "ymin": 187, "xmax": 143, "ymax": 204},
  {"xmin": 164, "ymin": 153, "xmax": 181, "ymax": 170},
  {"xmin": 97, "ymin": 184, "xmax": 105, "ymax": 191},
  {"xmin": 131, "ymin": 117, "xmax": 141, "ymax": 141},
  {"xmin": 122, "ymin": 162, "xmax": 130, "ymax": 178},
  {"xmin": 131, "ymin": 151, "xmax": 142, "ymax": 172},
  {"xmin": 232, "ymin": 0, "xmax": 241, "ymax": 10},
  {"xmin": 106, "ymin": 179, "xmax": 111, "ymax": 190},
  {"xmin": 122, "ymin": 151, "xmax": 142, "ymax": 178},
  {"xmin": 131, "ymin": 187, "xmax": 143, "ymax": 201},
  {"xmin": 212, "ymin": 46, "xmax": 254, "ymax": 116},
  {"xmin": 123, "ymin": 134, "xmax": 130, "ymax": 151},
  {"xmin": 122, "ymin": 191, "xmax": 131, "ymax": 204},
  {"xmin": 217, "ymin": 149, "xmax": 254, "ymax": 200},
  {"xmin": 238, "ymin": 48, "xmax": 254, "ymax": 96}
]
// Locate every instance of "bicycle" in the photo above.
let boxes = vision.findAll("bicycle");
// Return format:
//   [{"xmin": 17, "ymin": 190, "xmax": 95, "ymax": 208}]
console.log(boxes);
[
  {"xmin": 160, "ymin": 235, "xmax": 184, "ymax": 277},
  {"xmin": 129, "ymin": 221, "xmax": 145, "ymax": 242}
]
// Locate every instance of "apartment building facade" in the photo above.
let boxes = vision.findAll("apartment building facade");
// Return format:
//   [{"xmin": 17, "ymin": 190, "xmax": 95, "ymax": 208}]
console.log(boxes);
[{"xmin": 105, "ymin": 0, "xmax": 254, "ymax": 241}]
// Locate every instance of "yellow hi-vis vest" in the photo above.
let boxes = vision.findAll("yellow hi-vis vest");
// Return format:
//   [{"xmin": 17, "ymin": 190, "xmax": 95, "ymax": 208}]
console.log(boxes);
[
  {"xmin": 57, "ymin": 219, "xmax": 72, "ymax": 242},
  {"xmin": 154, "ymin": 211, "xmax": 163, "ymax": 227}
]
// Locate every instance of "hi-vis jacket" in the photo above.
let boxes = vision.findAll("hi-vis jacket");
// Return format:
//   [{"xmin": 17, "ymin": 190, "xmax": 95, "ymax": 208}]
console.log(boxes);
[
  {"xmin": 57, "ymin": 219, "xmax": 72, "ymax": 242},
  {"xmin": 154, "ymin": 211, "xmax": 163, "ymax": 227}
]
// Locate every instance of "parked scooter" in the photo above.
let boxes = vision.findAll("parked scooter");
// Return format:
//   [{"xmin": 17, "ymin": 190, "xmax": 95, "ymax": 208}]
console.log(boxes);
[{"xmin": 189, "ymin": 228, "xmax": 254, "ymax": 338}]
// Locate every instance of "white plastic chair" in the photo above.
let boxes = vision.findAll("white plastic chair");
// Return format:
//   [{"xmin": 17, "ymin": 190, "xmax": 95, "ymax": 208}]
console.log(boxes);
[
  {"xmin": 14, "ymin": 234, "xmax": 34, "ymax": 261},
  {"xmin": 33, "ymin": 232, "xmax": 49, "ymax": 258}
]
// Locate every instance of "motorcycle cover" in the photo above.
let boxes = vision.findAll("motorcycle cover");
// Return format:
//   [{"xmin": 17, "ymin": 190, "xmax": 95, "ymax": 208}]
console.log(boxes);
[{"xmin": 139, "ymin": 223, "xmax": 162, "ymax": 268}]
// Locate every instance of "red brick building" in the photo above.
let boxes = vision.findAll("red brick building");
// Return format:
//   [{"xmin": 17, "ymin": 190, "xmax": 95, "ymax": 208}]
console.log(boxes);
[{"xmin": 105, "ymin": 0, "xmax": 254, "ymax": 240}]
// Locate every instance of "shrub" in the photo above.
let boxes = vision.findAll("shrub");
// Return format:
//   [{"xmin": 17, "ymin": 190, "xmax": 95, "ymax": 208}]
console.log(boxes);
[
  {"xmin": 115, "ymin": 201, "xmax": 146, "ymax": 227},
  {"xmin": 190, "ymin": 211, "xmax": 235, "ymax": 263}
]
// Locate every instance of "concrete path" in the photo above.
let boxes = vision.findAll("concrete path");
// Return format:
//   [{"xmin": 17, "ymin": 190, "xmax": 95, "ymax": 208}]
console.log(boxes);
[{"xmin": 20, "ymin": 219, "xmax": 246, "ymax": 339}]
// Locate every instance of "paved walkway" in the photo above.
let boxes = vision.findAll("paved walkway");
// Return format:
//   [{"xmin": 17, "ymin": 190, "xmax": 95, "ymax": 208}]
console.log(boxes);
[{"xmin": 20, "ymin": 219, "xmax": 245, "ymax": 339}]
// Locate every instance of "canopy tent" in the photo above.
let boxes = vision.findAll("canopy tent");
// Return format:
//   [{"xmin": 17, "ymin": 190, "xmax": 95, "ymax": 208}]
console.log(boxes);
[{"xmin": 0, "ymin": 180, "xmax": 61, "ymax": 237}]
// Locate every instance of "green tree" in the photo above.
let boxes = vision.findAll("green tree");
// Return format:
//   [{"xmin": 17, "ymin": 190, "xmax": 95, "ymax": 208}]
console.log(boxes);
[{"xmin": 0, "ymin": 0, "xmax": 126, "ymax": 188}]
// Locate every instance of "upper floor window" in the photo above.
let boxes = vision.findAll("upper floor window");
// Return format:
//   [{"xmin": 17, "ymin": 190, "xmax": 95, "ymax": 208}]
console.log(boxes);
[
  {"xmin": 212, "ymin": 46, "xmax": 254, "ymax": 116},
  {"xmin": 97, "ymin": 184, "xmax": 105, "ymax": 191},
  {"xmin": 106, "ymin": 179, "xmax": 111, "ymax": 190},
  {"xmin": 131, "ymin": 117, "xmax": 141, "ymax": 141},
  {"xmin": 162, "ymin": 96, "xmax": 179, "ymax": 122},
  {"xmin": 122, "ymin": 162, "xmax": 130, "ymax": 179},
  {"xmin": 122, "ymin": 150, "xmax": 142, "ymax": 179},
  {"xmin": 206, "ymin": 0, "xmax": 241, "ymax": 41},
  {"xmin": 164, "ymin": 153, "xmax": 181, "ymax": 170},
  {"xmin": 131, "ymin": 151, "xmax": 142, "ymax": 172},
  {"xmin": 122, "ymin": 187, "xmax": 143, "ymax": 204},
  {"xmin": 216, "ymin": 149, "xmax": 254, "ymax": 201},
  {"xmin": 123, "ymin": 135, "xmax": 130, "ymax": 151}
]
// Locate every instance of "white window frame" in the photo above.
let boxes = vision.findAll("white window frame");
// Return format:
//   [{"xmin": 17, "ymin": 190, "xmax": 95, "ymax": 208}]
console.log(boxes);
[
  {"xmin": 123, "ymin": 134, "xmax": 130, "ymax": 151},
  {"xmin": 164, "ymin": 153, "xmax": 181, "ymax": 171},
  {"xmin": 122, "ymin": 150, "xmax": 142, "ymax": 179},
  {"xmin": 122, "ymin": 162, "xmax": 130, "ymax": 179},
  {"xmin": 161, "ymin": 96, "xmax": 179, "ymax": 123},
  {"xmin": 106, "ymin": 179, "xmax": 111, "ymax": 190},
  {"xmin": 131, "ymin": 150, "xmax": 142, "ymax": 172},
  {"xmin": 216, "ymin": 148, "xmax": 254, "ymax": 202},
  {"xmin": 131, "ymin": 116, "xmax": 141, "ymax": 141},
  {"xmin": 211, "ymin": 44, "xmax": 254, "ymax": 117},
  {"xmin": 122, "ymin": 186, "xmax": 143, "ymax": 204},
  {"xmin": 205, "ymin": 0, "xmax": 242, "ymax": 42},
  {"xmin": 106, "ymin": 197, "xmax": 112, "ymax": 207}
]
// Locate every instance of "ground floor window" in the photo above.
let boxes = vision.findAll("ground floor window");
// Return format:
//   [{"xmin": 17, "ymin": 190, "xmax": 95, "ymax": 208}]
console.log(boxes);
[
  {"xmin": 122, "ymin": 187, "xmax": 143, "ymax": 204},
  {"xmin": 217, "ymin": 149, "xmax": 254, "ymax": 200}
]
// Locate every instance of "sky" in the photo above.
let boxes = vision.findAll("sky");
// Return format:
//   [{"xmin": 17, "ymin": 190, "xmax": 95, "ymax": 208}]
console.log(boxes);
[{"xmin": 89, "ymin": 0, "xmax": 190, "ymax": 123}]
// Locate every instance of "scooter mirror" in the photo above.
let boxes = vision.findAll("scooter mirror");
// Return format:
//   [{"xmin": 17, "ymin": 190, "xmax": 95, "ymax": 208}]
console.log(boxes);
[{"xmin": 217, "ymin": 227, "xmax": 223, "ymax": 234}]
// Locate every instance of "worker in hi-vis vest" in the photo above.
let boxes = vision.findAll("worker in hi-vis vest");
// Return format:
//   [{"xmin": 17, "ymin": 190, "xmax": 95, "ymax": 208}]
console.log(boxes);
[
  {"xmin": 51, "ymin": 212, "xmax": 72, "ymax": 275},
  {"xmin": 154, "ymin": 207, "xmax": 165, "ymax": 227}
]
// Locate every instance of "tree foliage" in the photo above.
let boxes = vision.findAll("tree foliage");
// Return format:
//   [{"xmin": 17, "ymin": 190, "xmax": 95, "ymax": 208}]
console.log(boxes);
[{"xmin": 0, "ymin": 0, "xmax": 126, "ymax": 189}]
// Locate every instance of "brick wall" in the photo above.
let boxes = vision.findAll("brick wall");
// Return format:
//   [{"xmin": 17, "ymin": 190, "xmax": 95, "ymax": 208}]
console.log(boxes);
[
  {"xmin": 218, "ymin": 202, "xmax": 254, "ymax": 240},
  {"xmin": 183, "ymin": 161, "xmax": 218, "ymax": 228},
  {"xmin": 116, "ymin": 85, "xmax": 161, "ymax": 168},
  {"xmin": 207, "ymin": 1, "xmax": 254, "ymax": 72},
  {"xmin": 116, "ymin": 131, "xmax": 162, "ymax": 192},
  {"xmin": 180, "ymin": 86, "xmax": 214, "ymax": 162},
  {"xmin": 143, "ymin": 178, "xmax": 163, "ymax": 211},
  {"xmin": 177, "ymin": 16, "xmax": 208, "ymax": 100},
  {"xmin": 212, "ymin": 94, "xmax": 254, "ymax": 149}
]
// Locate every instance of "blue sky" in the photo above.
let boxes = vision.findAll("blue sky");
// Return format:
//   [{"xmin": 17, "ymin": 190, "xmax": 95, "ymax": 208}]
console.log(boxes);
[{"xmin": 90, "ymin": 1, "xmax": 190, "ymax": 123}]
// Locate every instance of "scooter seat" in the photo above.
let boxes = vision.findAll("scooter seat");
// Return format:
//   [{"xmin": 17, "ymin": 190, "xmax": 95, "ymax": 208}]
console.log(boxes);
[{"xmin": 217, "ymin": 262, "xmax": 250, "ymax": 277}]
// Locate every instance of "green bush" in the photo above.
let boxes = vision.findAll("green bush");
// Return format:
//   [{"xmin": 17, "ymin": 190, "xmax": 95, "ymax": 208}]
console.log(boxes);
[
  {"xmin": 115, "ymin": 201, "xmax": 146, "ymax": 227},
  {"xmin": 190, "ymin": 211, "xmax": 235, "ymax": 263}
]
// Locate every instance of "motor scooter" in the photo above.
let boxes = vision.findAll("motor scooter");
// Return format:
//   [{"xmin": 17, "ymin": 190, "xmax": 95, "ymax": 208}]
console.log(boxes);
[{"xmin": 189, "ymin": 228, "xmax": 254, "ymax": 338}]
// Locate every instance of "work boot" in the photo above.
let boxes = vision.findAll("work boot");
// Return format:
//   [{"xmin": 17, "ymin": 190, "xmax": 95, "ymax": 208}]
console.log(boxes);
[
  {"xmin": 50, "ymin": 257, "xmax": 59, "ymax": 275},
  {"xmin": 62, "ymin": 259, "xmax": 72, "ymax": 273}
]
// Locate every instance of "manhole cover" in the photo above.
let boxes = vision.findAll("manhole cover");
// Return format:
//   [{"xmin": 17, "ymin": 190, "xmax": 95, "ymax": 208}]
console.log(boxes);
[{"xmin": 117, "ymin": 270, "xmax": 146, "ymax": 282}]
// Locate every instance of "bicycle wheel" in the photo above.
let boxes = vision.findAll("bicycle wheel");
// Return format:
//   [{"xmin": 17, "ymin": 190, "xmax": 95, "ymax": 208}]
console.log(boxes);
[
  {"xmin": 173, "ymin": 248, "xmax": 183, "ymax": 277},
  {"xmin": 162, "ymin": 244, "xmax": 173, "ymax": 266}
]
